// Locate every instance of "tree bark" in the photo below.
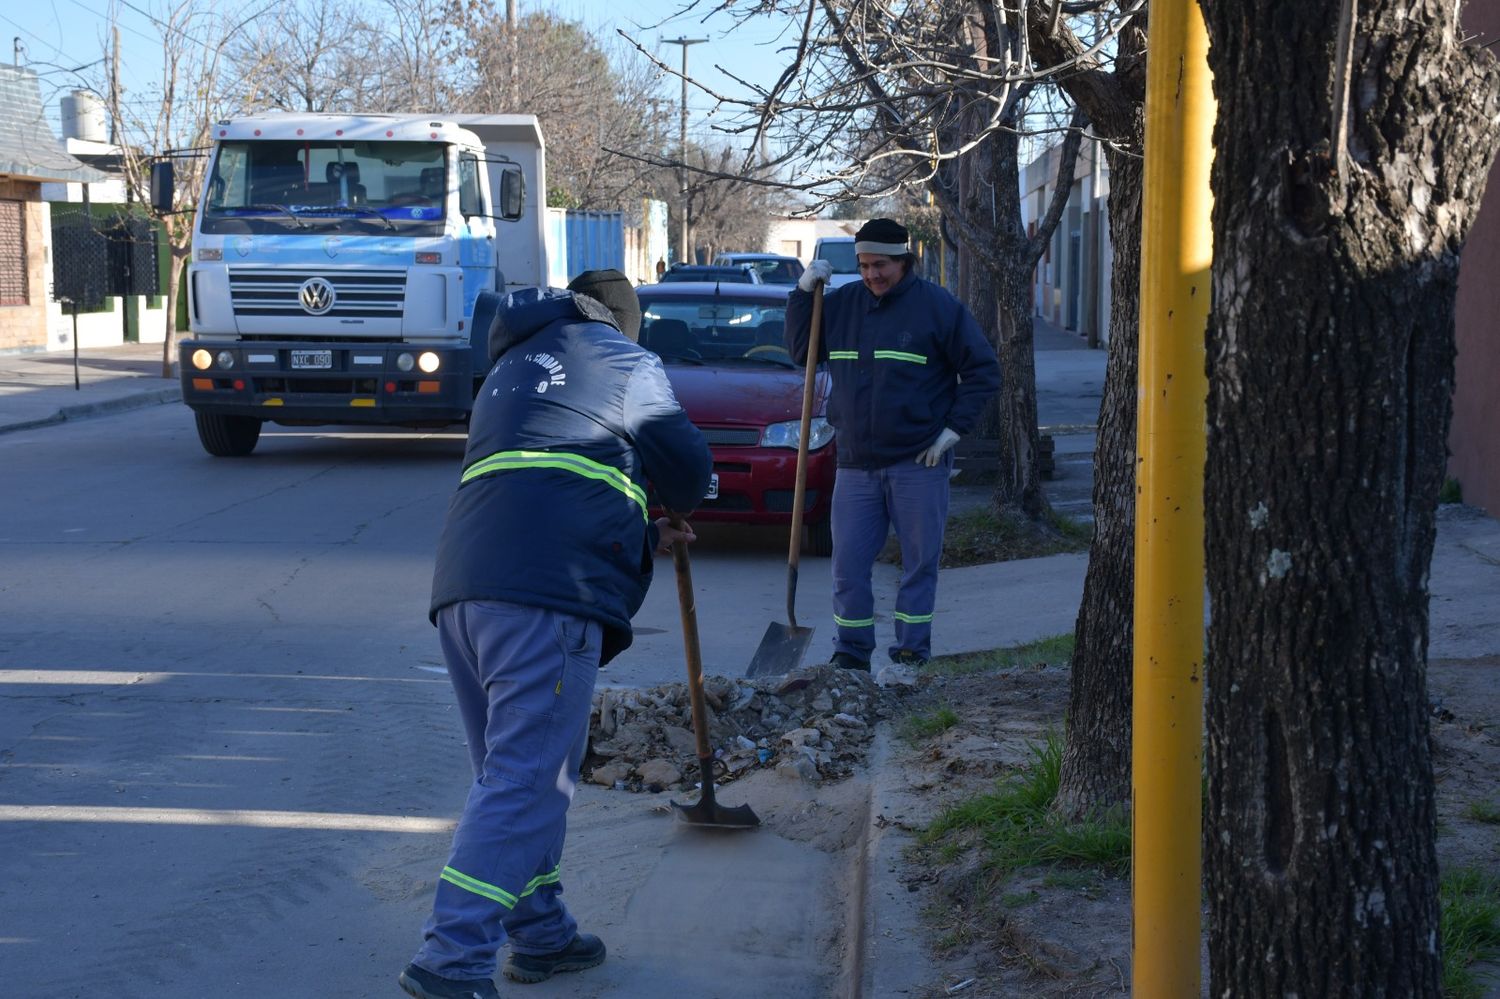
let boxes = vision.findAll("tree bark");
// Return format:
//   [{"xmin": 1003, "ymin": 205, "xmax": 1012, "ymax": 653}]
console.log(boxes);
[
  {"xmin": 1054, "ymin": 147, "xmax": 1143, "ymax": 817},
  {"xmin": 1027, "ymin": 4, "xmax": 1149, "ymax": 819},
  {"xmin": 1199, "ymin": 2, "xmax": 1500, "ymax": 994}
]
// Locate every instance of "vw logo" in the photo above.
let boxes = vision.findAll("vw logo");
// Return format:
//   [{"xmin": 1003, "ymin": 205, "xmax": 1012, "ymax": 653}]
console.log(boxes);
[{"xmin": 299, "ymin": 278, "xmax": 336, "ymax": 315}]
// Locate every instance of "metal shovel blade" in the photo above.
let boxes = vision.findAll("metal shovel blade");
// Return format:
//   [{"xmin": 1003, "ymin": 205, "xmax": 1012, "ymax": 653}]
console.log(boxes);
[
  {"xmin": 746, "ymin": 620, "xmax": 814, "ymax": 678},
  {"xmin": 670, "ymin": 756, "xmax": 761, "ymax": 829}
]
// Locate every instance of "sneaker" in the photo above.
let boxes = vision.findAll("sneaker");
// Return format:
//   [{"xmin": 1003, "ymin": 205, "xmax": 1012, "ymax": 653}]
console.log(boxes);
[
  {"xmin": 398, "ymin": 963, "xmax": 500, "ymax": 999},
  {"xmin": 889, "ymin": 649, "xmax": 929, "ymax": 668},
  {"xmin": 502, "ymin": 933, "xmax": 607, "ymax": 984},
  {"xmin": 829, "ymin": 651, "xmax": 870, "ymax": 672}
]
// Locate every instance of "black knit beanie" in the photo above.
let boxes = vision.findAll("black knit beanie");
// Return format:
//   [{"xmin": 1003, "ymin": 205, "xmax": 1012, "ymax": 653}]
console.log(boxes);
[
  {"xmin": 567, "ymin": 269, "xmax": 642, "ymax": 342},
  {"xmin": 853, "ymin": 218, "xmax": 910, "ymax": 256}
]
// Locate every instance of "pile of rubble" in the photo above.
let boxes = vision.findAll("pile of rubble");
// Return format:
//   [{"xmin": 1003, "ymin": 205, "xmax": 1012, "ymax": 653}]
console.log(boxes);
[{"xmin": 585, "ymin": 664, "xmax": 886, "ymax": 792}]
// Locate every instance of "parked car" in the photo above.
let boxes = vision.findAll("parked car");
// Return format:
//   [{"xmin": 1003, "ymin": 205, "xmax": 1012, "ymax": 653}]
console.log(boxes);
[
  {"xmin": 711, "ymin": 252, "xmax": 805, "ymax": 286},
  {"xmin": 811, "ymin": 235, "xmax": 863, "ymax": 288},
  {"xmin": 636, "ymin": 282, "xmax": 835, "ymax": 555},
  {"xmin": 658, "ymin": 263, "xmax": 761, "ymax": 284}
]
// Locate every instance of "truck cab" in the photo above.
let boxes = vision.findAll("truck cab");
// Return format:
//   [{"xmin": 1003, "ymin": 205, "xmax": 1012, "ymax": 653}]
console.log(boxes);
[{"xmin": 161, "ymin": 113, "xmax": 545, "ymax": 456}]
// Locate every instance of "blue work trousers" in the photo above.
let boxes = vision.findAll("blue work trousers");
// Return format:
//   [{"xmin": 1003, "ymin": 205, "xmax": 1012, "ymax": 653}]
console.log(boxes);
[
  {"xmin": 830, "ymin": 452, "xmax": 951, "ymax": 663},
  {"xmin": 412, "ymin": 599, "xmax": 602, "ymax": 981}
]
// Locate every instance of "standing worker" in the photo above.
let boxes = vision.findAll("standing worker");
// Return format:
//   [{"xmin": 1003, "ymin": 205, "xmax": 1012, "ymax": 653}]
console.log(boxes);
[
  {"xmin": 786, "ymin": 218, "xmax": 1000, "ymax": 671},
  {"xmin": 399, "ymin": 270, "xmax": 711, "ymax": 999}
]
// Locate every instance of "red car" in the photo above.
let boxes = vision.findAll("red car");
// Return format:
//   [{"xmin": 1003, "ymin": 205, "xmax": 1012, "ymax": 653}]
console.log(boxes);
[{"xmin": 636, "ymin": 282, "xmax": 835, "ymax": 555}]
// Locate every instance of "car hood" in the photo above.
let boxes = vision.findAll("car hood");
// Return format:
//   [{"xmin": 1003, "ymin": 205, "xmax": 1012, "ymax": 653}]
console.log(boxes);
[{"xmin": 665, "ymin": 363, "xmax": 830, "ymax": 427}]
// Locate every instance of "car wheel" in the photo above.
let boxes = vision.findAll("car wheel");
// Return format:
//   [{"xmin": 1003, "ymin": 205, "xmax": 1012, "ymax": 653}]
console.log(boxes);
[
  {"xmin": 195, "ymin": 412, "xmax": 262, "ymax": 457},
  {"xmin": 805, "ymin": 517, "xmax": 834, "ymax": 557}
]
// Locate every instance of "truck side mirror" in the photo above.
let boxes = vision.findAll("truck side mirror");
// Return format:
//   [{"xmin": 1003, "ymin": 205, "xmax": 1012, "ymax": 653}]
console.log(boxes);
[
  {"xmin": 150, "ymin": 161, "xmax": 175, "ymax": 215},
  {"xmin": 498, "ymin": 164, "xmax": 524, "ymax": 221}
]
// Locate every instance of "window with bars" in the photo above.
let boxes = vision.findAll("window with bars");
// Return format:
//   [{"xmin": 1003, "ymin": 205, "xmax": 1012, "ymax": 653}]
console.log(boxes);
[{"xmin": 0, "ymin": 200, "xmax": 28, "ymax": 306}]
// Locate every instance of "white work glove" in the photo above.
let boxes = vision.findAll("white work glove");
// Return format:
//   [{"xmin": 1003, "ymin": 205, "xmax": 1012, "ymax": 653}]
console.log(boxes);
[
  {"xmin": 917, "ymin": 428, "xmax": 961, "ymax": 467},
  {"xmin": 798, "ymin": 260, "xmax": 833, "ymax": 292}
]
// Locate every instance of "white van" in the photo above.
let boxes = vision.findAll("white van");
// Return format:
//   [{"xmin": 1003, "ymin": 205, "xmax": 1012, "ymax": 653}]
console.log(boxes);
[{"xmin": 811, "ymin": 236, "xmax": 863, "ymax": 288}]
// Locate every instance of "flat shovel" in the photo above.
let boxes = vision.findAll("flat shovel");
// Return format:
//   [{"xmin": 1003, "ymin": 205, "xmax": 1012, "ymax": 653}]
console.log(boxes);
[
  {"xmin": 666, "ymin": 513, "xmax": 761, "ymax": 830},
  {"xmin": 746, "ymin": 280, "xmax": 825, "ymax": 679}
]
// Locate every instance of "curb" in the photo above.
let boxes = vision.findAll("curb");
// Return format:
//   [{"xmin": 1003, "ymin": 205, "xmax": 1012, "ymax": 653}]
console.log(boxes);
[
  {"xmin": 0, "ymin": 387, "xmax": 181, "ymax": 437},
  {"xmin": 851, "ymin": 721, "xmax": 941, "ymax": 998}
]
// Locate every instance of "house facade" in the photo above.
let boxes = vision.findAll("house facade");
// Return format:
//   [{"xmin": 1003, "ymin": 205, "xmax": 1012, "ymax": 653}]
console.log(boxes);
[{"xmin": 1020, "ymin": 134, "xmax": 1114, "ymax": 347}]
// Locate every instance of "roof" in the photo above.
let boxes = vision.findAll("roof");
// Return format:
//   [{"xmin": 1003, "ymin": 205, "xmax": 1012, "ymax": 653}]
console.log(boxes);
[{"xmin": 0, "ymin": 65, "xmax": 110, "ymax": 184}]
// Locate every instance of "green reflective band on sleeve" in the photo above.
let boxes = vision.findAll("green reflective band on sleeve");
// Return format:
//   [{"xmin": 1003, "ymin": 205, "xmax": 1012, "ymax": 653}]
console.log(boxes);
[
  {"xmin": 834, "ymin": 614, "xmax": 875, "ymax": 629},
  {"xmin": 828, "ymin": 350, "xmax": 860, "ymax": 360},
  {"xmin": 461, "ymin": 450, "xmax": 648, "ymax": 521},
  {"xmin": 873, "ymin": 350, "xmax": 927, "ymax": 364},
  {"xmin": 440, "ymin": 866, "xmax": 519, "ymax": 909},
  {"xmin": 893, "ymin": 611, "xmax": 934, "ymax": 624}
]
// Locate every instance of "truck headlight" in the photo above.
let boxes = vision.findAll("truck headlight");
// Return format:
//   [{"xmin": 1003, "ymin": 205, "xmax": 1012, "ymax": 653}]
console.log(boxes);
[
  {"xmin": 216, "ymin": 351, "xmax": 235, "ymax": 369},
  {"xmin": 760, "ymin": 417, "xmax": 834, "ymax": 451},
  {"xmin": 191, "ymin": 349, "xmax": 213, "ymax": 370},
  {"xmin": 396, "ymin": 352, "xmax": 415, "ymax": 372},
  {"xmin": 417, "ymin": 351, "xmax": 441, "ymax": 373}
]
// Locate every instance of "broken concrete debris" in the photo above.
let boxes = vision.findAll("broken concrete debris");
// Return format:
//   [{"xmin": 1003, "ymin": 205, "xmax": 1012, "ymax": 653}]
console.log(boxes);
[{"xmin": 586, "ymin": 664, "xmax": 887, "ymax": 791}]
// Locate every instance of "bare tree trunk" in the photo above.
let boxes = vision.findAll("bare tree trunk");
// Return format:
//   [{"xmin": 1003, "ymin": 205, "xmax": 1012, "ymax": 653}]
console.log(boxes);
[
  {"xmin": 1199, "ymin": 2, "xmax": 1500, "ymax": 993},
  {"xmin": 161, "ymin": 241, "xmax": 186, "ymax": 379},
  {"xmin": 1054, "ymin": 147, "xmax": 1143, "ymax": 818}
]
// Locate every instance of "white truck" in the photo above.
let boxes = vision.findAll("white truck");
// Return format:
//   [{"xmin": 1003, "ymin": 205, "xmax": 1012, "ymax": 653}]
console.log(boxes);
[{"xmin": 151, "ymin": 113, "xmax": 548, "ymax": 456}]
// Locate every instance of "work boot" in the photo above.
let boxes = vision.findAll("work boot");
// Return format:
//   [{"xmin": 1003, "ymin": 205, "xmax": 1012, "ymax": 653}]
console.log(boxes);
[
  {"xmin": 889, "ymin": 649, "xmax": 929, "ymax": 668},
  {"xmin": 829, "ymin": 651, "xmax": 870, "ymax": 672},
  {"xmin": 502, "ymin": 933, "xmax": 606, "ymax": 984},
  {"xmin": 397, "ymin": 963, "xmax": 500, "ymax": 999}
]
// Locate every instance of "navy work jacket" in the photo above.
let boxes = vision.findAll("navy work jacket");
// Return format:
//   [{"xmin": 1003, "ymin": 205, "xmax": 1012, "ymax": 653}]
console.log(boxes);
[
  {"xmin": 430, "ymin": 289, "xmax": 711, "ymax": 665},
  {"xmin": 786, "ymin": 271, "xmax": 1001, "ymax": 469}
]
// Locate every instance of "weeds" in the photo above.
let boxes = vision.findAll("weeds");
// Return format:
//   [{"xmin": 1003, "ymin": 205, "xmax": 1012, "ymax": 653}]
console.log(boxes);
[
  {"xmin": 926, "ymin": 633, "xmax": 1075, "ymax": 678},
  {"xmin": 1464, "ymin": 800, "xmax": 1500, "ymax": 825},
  {"xmin": 901, "ymin": 704, "xmax": 960, "ymax": 742},
  {"xmin": 1440, "ymin": 477, "xmax": 1464, "ymax": 505},
  {"xmin": 1441, "ymin": 866, "xmax": 1500, "ymax": 998},
  {"xmin": 920, "ymin": 730, "xmax": 1130, "ymax": 877},
  {"xmin": 879, "ymin": 504, "xmax": 1092, "ymax": 569}
]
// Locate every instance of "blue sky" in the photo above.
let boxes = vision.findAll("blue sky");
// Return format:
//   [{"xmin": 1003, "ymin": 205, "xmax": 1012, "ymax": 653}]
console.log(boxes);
[{"xmin": 2, "ymin": 0, "xmax": 796, "ymax": 141}]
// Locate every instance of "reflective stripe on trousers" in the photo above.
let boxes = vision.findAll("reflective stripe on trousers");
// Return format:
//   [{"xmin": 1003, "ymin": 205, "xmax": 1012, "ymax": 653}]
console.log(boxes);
[
  {"xmin": 412, "ymin": 600, "xmax": 602, "ymax": 980},
  {"xmin": 829, "ymin": 451, "xmax": 951, "ymax": 663}
]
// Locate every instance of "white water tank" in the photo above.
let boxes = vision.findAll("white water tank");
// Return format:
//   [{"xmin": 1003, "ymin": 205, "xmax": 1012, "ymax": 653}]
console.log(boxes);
[{"xmin": 60, "ymin": 90, "xmax": 107, "ymax": 143}]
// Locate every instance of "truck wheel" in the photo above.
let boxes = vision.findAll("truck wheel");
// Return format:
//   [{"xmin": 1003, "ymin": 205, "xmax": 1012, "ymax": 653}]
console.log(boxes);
[
  {"xmin": 805, "ymin": 518, "xmax": 834, "ymax": 557},
  {"xmin": 195, "ymin": 412, "xmax": 262, "ymax": 457}
]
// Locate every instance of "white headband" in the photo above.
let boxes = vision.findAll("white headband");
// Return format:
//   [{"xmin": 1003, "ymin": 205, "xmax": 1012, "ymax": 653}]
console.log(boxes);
[{"xmin": 853, "ymin": 240, "xmax": 909, "ymax": 256}]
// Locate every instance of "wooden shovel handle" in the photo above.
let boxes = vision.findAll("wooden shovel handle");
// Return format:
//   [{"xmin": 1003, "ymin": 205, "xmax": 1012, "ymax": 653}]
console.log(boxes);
[
  {"xmin": 785, "ymin": 281, "xmax": 824, "ymax": 627},
  {"xmin": 668, "ymin": 513, "xmax": 713, "ymax": 760}
]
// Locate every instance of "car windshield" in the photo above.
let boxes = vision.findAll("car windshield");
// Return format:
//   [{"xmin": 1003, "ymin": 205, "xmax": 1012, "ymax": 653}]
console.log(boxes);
[
  {"xmin": 818, "ymin": 241, "xmax": 858, "ymax": 274},
  {"xmin": 639, "ymin": 295, "xmax": 794, "ymax": 366},
  {"xmin": 201, "ymin": 140, "xmax": 448, "ymax": 234},
  {"xmin": 660, "ymin": 267, "xmax": 754, "ymax": 283},
  {"xmin": 742, "ymin": 258, "xmax": 803, "ymax": 284}
]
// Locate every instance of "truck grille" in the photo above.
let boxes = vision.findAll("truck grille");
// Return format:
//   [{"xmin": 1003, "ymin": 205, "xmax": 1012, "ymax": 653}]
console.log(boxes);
[{"xmin": 228, "ymin": 269, "xmax": 406, "ymax": 318}]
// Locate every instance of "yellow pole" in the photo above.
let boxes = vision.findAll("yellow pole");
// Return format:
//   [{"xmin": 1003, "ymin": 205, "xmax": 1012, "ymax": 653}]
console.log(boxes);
[{"xmin": 1133, "ymin": 0, "xmax": 1213, "ymax": 994}]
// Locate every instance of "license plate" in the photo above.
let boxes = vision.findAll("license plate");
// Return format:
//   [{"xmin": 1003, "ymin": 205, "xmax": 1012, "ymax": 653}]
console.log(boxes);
[
  {"xmin": 705, "ymin": 473, "xmax": 719, "ymax": 500},
  {"xmin": 290, "ymin": 349, "xmax": 333, "ymax": 370}
]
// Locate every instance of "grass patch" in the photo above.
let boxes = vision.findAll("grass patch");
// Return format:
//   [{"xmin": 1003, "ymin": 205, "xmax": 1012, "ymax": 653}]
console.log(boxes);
[
  {"xmin": 879, "ymin": 504, "xmax": 1091, "ymax": 569},
  {"xmin": 1440, "ymin": 477, "xmax": 1464, "ymax": 505},
  {"xmin": 1441, "ymin": 866, "xmax": 1500, "ymax": 998},
  {"xmin": 1465, "ymin": 800, "xmax": 1500, "ymax": 825},
  {"xmin": 919, "ymin": 729, "xmax": 1130, "ymax": 877},
  {"xmin": 925, "ymin": 633, "xmax": 1075, "ymax": 678},
  {"xmin": 901, "ymin": 704, "xmax": 960, "ymax": 741}
]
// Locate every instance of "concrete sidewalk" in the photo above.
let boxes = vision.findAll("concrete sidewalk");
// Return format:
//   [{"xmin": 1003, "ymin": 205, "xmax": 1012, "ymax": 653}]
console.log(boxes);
[{"xmin": 0, "ymin": 342, "xmax": 180, "ymax": 435}]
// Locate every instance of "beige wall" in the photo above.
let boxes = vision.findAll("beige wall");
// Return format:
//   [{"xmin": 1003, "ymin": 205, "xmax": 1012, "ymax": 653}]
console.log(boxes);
[
  {"xmin": 0, "ymin": 179, "xmax": 49, "ymax": 351},
  {"xmin": 1452, "ymin": 0, "xmax": 1500, "ymax": 516}
]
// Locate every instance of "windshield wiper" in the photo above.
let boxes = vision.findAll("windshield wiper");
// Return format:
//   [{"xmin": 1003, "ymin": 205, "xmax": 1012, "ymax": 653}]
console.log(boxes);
[
  {"xmin": 244, "ymin": 203, "xmax": 309, "ymax": 229},
  {"xmin": 296, "ymin": 205, "xmax": 397, "ymax": 230}
]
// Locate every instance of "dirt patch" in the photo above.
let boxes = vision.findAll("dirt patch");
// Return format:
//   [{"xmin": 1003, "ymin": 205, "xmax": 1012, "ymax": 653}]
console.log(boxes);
[{"xmin": 885, "ymin": 656, "xmax": 1500, "ymax": 997}]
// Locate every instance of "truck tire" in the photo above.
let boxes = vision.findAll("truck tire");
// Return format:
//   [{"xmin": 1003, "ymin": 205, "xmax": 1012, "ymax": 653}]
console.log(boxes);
[
  {"xmin": 195, "ymin": 412, "xmax": 262, "ymax": 457},
  {"xmin": 805, "ymin": 517, "xmax": 834, "ymax": 557}
]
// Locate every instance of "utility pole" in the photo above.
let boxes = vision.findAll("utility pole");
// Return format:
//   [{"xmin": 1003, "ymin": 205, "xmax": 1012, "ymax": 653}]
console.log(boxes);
[
  {"xmin": 663, "ymin": 36, "xmax": 705, "ymax": 265},
  {"xmin": 110, "ymin": 25, "xmax": 120, "ymax": 145},
  {"xmin": 505, "ymin": 0, "xmax": 519, "ymax": 110}
]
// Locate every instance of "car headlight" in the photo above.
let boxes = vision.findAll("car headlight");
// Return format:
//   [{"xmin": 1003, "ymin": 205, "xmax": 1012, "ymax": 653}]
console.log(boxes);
[{"xmin": 760, "ymin": 417, "xmax": 834, "ymax": 451}]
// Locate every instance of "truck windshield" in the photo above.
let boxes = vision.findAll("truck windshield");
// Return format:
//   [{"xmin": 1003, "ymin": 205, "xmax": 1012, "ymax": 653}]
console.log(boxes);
[
  {"xmin": 817, "ymin": 241, "xmax": 858, "ymax": 274},
  {"xmin": 201, "ymin": 140, "xmax": 448, "ymax": 234}
]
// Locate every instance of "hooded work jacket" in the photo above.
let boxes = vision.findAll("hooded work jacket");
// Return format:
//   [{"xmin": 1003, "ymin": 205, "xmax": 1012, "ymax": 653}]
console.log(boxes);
[
  {"xmin": 430, "ymin": 289, "xmax": 711, "ymax": 664},
  {"xmin": 785, "ymin": 271, "xmax": 1001, "ymax": 469}
]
